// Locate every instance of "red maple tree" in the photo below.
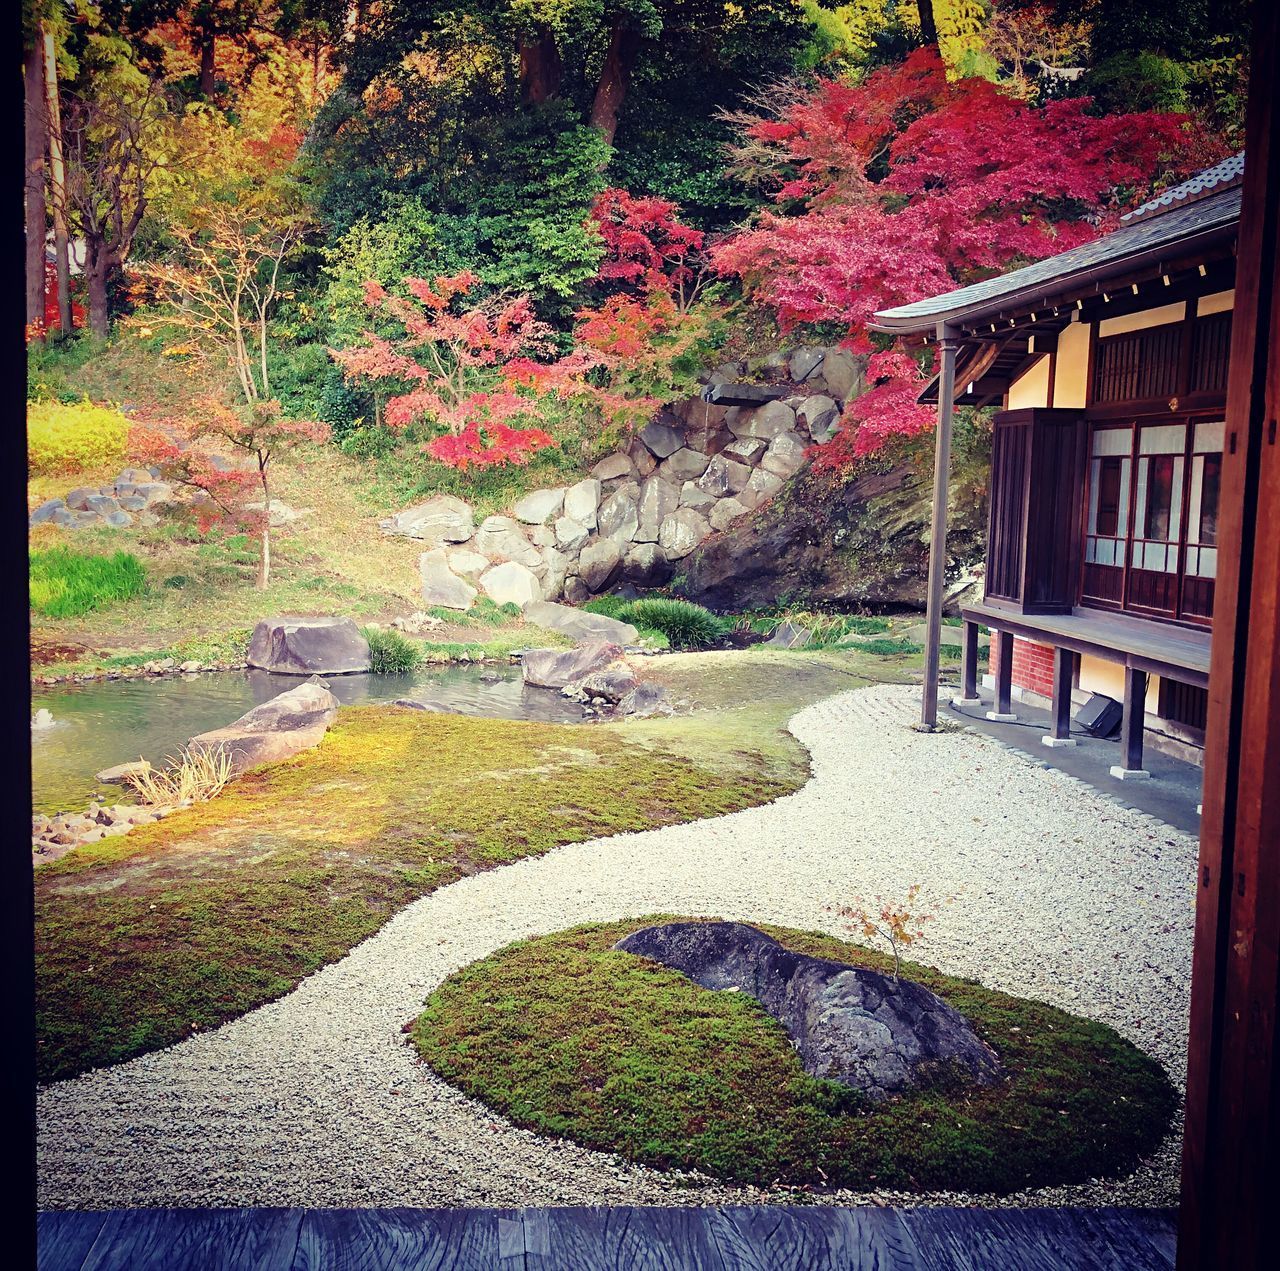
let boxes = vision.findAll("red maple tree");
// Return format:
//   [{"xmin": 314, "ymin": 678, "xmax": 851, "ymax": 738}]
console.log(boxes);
[
  {"xmin": 714, "ymin": 48, "xmax": 1224, "ymax": 460},
  {"xmin": 332, "ymin": 273, "xmax": 557, "ymax": 469}
]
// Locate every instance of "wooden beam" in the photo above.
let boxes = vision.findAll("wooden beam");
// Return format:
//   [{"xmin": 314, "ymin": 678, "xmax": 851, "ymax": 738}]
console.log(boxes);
[
  {"xmin": 1110, "ymin": 667, "xmax": 1149, "ymax": 778},
  {"xmin": 1179, "ymin": 3, "xmax": 1280, "ymax": 1265},
  {"xmin": 958, "ymin": 620, "xmax": 980, "ymax": 703},
  {"xmin": 921, "ymin": 324, "xmax": 960, "ymax": 728},
  {"xmin": 1043, "ymin": 646, "xmax": 1076, "ymax": 747},
  {"xmin": 988, "ymin": 630, "xmax": 1016, "ymax": 721}
]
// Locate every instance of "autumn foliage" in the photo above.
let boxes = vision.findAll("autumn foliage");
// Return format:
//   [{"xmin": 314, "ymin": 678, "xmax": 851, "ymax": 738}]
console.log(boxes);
[{"xmin": 714, "ymin": 48, "xmax": 1225, "ymax": 460}]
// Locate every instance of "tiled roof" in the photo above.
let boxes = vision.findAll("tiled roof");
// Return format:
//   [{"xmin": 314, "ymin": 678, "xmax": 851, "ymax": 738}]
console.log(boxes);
[
  {"xmin": 872, "ymin": 182, "xmax": 1240, "ymax": 334},
  {"xmin": 1122, "ymin": 152, "xmax": 1246, "ymax": 223}
]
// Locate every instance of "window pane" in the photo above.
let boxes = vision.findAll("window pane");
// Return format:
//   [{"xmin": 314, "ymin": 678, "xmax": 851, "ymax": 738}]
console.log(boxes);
[
  {"xmin": 1144, "ymin": 454, "xmax": 1176, "ymax": 541},
  {"xmin": 1194, "ymin": 420, "xmax": 1224, "ymax": 454},
  {"xmin": 1199, "ymin": 455, "xmax": 1221, "ymax": 545},
  {"xmin": 1093, "ymin": 457, "xmax": 1125, "ymax": 537},
  {"xmin": 1139, "ymin": 422, "xmax": 1188, "ymax": 455},
  {"xmin": 1092, "ymin": 427, "xmax": 1132, "ymax": 457}
]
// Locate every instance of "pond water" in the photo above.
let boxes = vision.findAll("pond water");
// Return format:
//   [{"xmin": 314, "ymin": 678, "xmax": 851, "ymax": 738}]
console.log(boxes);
[{"xmin": 31, "ymin": 665, "xmax": 585, "ymax": 814}]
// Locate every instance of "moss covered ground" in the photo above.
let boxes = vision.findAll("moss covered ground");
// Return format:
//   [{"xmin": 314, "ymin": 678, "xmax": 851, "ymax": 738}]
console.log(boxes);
[
  {"xmin": 35, "ymin": 650, "xmax": 873, "ymax": 1083},
  {"xmin": 412, "ymin": 918, "xmax": 1177, "ymax": 1195}
]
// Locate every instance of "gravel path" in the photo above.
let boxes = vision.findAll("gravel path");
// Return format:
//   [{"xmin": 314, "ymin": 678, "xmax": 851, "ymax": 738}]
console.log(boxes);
[{"xmin": 37, "ymin": 684, "xmax": 1198, "ymax": 1210}]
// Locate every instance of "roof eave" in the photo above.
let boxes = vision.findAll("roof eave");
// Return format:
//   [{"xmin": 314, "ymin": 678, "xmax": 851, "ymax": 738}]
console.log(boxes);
[{"xmin": 870, "ymin": 220, "xmax": 1238, "ymax": 338}]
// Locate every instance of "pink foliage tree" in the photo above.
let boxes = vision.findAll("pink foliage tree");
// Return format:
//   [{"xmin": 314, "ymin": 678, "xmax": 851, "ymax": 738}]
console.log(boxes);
[{"xmin": 714, "ymin": 48, "xmax": 1224, "ymax": 462}]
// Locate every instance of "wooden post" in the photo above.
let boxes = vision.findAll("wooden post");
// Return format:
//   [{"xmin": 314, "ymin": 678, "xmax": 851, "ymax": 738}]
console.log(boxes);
[
  {"xmin": 1179, "ymin": 3, "xmax": 1280, "ymax": 1264},
  {"xmin": 1042, "ymin": 646, "xmax": 1076, "ymax": 747},
  {"xmin": 921, "ymin": 323, "xmax": 960, "ymax": 728},
  {"xmin": 1110, "ymin": 666, "xmax": 1149, "ymax": 779},
  {"xmin": 987, "ymin": 629, "xmax": 1016, "ymax": 721},
  {"xmin": 23, "ymin": 37, "xmax": 46, "ymax": 331},
  {"xmin": 41, "ymin": 24, "xmax": 71, "ymax": 338},
  {"xmin": 958, "ymin": 619, "xmax": 980, "ymax": 703}
]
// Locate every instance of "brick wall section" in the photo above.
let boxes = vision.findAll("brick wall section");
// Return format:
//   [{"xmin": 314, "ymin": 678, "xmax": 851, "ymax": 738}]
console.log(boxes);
[{"xmin": 990, "ymin": 635, "xmax": 1056, "ymax": 699}]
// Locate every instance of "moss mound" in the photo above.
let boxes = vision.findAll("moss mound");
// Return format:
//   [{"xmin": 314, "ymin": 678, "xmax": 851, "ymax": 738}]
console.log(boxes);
[{"xmin": 411, "ymin": 919, "xmax": 1176, "ymax": 1195}]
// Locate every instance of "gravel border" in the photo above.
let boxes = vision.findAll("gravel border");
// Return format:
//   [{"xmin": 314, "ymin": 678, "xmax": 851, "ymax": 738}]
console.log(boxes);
[{"xmin": 37, "ymin": 683, "xmax": 1197, "ymax": 1210}]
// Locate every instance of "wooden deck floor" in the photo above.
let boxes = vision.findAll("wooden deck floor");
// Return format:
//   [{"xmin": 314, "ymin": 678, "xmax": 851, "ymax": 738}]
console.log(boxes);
[{"xmin": 38, "ymin": 1205, "xmax": 1177, "ymax": 1270}]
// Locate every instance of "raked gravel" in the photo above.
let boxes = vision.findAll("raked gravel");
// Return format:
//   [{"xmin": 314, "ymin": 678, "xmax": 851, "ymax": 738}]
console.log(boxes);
[{"xmin": 37, "ymin": 683, "xmax": 1197, "ymax": 1211}]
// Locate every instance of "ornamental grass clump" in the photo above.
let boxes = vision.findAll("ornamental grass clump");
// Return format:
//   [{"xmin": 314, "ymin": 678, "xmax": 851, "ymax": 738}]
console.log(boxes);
[
  {"xmin": 124, "ymin": 745, "xmax": 233, "ymax": 807},
  {"xmin": 29, "ymin": 548, "xmax": 146, "ymax": 618},
  {"xmin": 618, "ymin": 598, "xmax": 725, "ymax": 649},
  {"xmin": 363, "ymin": 626, "xmax": 423, "ymax": 674}
]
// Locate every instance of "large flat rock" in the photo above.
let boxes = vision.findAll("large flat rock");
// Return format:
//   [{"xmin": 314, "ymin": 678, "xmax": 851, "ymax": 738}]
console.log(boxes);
[
  {"xmin": 522, "ymin": 600, "xmax": 638, "ymax": 645},
  {"xmin": 189, "ymin": 681, "xmax": 340, "ymax": 774},
  {"xmin": 616, "ymin": 921, "xmax": 1004, "ymax": 1102},
  {"xmin": 521, "ymin": 641, "xmax": 624, "ymax": 689},
  {"xmin": 247, "ymin": 617, "xmax": 371, "ymax": 676}
]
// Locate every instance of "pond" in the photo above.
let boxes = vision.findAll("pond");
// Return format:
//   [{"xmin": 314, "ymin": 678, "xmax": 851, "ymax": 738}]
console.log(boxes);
[{"xmin": 31, "ymin": 665, "xmax": 586, "ymax": 814}]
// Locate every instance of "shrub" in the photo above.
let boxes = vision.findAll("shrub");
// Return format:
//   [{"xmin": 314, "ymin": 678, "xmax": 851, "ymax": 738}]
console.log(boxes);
[
  {"xmin": 619, "ymin": 598, "xmax": 725, "ymax": 650},
  {"xmin": 30, "ymin": 548, "xmax": 145, "ymax": 618},
  {"xmin": 363, "ymin": 626, "xmax": 423, "ymax": 674},
  {"xmin": 582, "ymin": 595, "xmax": 632, "ymax": 620},
  {"xmin": 27, "ymin": 398, "xmax": 129, "ymax": 476},
  {"xmin": 125, "ymin": 745, "xmax": 234, "ymax": 807}
]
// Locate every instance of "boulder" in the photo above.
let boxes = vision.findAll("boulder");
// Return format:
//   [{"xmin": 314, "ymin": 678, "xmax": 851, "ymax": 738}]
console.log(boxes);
[
  {"xmin": 522, "ymin": 640, "xmax": 624, "ymax": 689},
  {"xmin": 766, "ymin": 620, "xmax": 812, "ymax": 649},
  {"xmin": 762, "ymin": 432, "xmax": 809, "ymax": 479},
  {"xmin": 708, "ymin": 498, "xmax": 749, "ymax": 532},
  {"xmin": 443, "ymin": 547, "xmax": 491, "ymax": 582},
  {"xmin": 554, "ymin": 516, "xmax": 591, "ymax": 552},
  {"xmin": 723, "ymin": 437, "xmax": 767, "ymax": 465},
  {"xmin": 473, "ymin": 515, "xmax": 542, "ymax": 568},
  {"xmin": 479, "ymin": 561, "xmax": 543, "ymax": 609},
  {"xmin": 639, "ymin": 419, "xmax": 684, "ymax": 460},
  {"xmin": 629, "ymin": 439, "xmax": 658, "ymax": 478},
  {"xmin": 823, "ymin": 347, "xmax": 866, "ymax": 402},
  {"xmin": 563, "ymin": 478, "xmax": 601, "ymax": 529},
  {"xmin": 513, "ymin": 487, "xmax": 565, "ymax": 525},
  {"xmin": 619, "ymin": 681, "xmax": 673, "ymax": 718},
  {"xmin": 534, "ymin": 546, "xmax": 569, "ymax": 600},
  {"xmin": 755, "ymin": 350, "xmax": 792, "ymax": 383},
  {"xmin": 563, "ymin": 661, "xmax": 639, "ymax": 705},
  {"xmin": 387, "ymin": 494, "xmax": 475, "ymax": 546},
  {"xmin": 578, "ymin": 539, "xmax": 623, "ymax": 592},
  {"xmin": 65, "ymin": 487, "xmax": 99, "ymax": 511},
  {"xmin": 615, "ymin": 921, "xmax": 1003, "ymax": 1101},
  {"xmin": 623, "ymin": 542, "xmax": 673, "ymax": 587},
  {"xmin": 591, "ymin": 452, "xmax": 635, "ymax": 482},
  {"xmin": 85, "ymin": 493, "xmax": 121, "ymax": 515},
  {"xmin": 189, "ymin": 680, "xmax": 341, "ymax": 775},
  {"xmin": 658, "ymin": 508, "xmax": 711, "ymax": 560},
  {"xmin": 529, "ymin": 525, "xmax": 557, "ymax": 548},
  {"xmin": 103, "ymin": 510, "xmax": 135, "ymax": 528},
  {"xmin": 696, "ymin": 454, "xmax": 752, "ymax": 498},
  {"xmin": 418, "ymin": 550, "xmax": 477, "ymax": 611},
  {"xmin": 522, "ymin": 600, "xmax": 638, "ymax": 645},
  {"xmin": 94, "ymin": 759, "xmax": 152, "ymax": 785},
  {"xmin": 728, "ymin": 399, "xmax": 796, "ymax": 442},
  {"xmin": 736, "ymin": 468, "xmax": 785, "ymax": 511},
  {"xmin": 598, "ymin": 485, "xmax": 640, "ymax": 544},
  {"xmin": 562, "ymin": 575, "xmax": 591, "ymax": 605},
  {"xmin": 797, "ymin": 395, "xmax": 840, "ymax": 443},
  {"xmin": 662, "ymin": 447, "xmax": 710, "ymax": 482},
  {"xmin": 247, "ymin": 617, "xmax": 371, "ymax": 675},
  {"xmin": 637, "ymin": 475, "xmax": 681, "ymax": 543},
  {"xmin": 789, "ymin": 346, "xmax": 826, "ymax": 382},
  {"xmin": 679, "ymin": 482, "xmax": 717, "ymax": 511},
  {"xmin": 30, "ymin": 498, "xmax": 67, "ymax": 526}
]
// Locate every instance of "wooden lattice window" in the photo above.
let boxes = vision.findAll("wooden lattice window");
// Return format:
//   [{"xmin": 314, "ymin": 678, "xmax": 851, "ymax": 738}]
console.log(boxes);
[{"xmin": 1093, "ymin": 323, "xmax": 1183, "ymax": 403}]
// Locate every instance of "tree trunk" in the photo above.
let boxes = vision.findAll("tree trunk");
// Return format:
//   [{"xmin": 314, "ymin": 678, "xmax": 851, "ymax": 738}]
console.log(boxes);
[
  {"xmin": 24, "ymin": 39, "xmax": 46, "ymax": 331},
  {"xmin": 41, "ymin": 26, "xmax": 72, "ymax": 338},
  {"xmin": 257, "ymin": 461, "xmax": 271, "ymax": 589},
  {"xmin": 518, "ymin": 27, "xmax": 562, "ymax": 106},
  {"xmin": 85, "ymin": 258, "xmax": 109, "ymax": 339},
  {"xmin": 198, "ymin": 33, "xmax": 216, "ymax": 97},
  {"xmin": 589, "ymin": 19, "xmax": 640, "ymax": 146},
  {"xmin": 916, "ymin": 0, "xmax": 938, "ymax": 46}
]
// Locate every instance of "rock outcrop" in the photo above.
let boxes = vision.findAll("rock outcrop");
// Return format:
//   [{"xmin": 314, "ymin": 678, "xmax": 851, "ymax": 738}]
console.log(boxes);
[
  {"xmin": 247, "ymin": 616, "xmax": 371, "ymax": 676},
  {"xmin": 376, "ymin": 345, "xmax": 869, "ymax": 609},
  {"xmin": 616, "ymin": 921, "xmax": 1004, "ymax": 1101}
]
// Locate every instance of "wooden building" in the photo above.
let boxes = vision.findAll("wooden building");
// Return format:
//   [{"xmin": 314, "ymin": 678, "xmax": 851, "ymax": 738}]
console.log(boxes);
[{"xmin": 873, "ymin": 155, "xmax": 1244, "ymax": 774}]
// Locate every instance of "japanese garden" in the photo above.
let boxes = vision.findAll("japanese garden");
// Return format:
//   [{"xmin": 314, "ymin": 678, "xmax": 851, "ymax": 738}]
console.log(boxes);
[{"xmin": 23, "ymin": 0, "xmax": 1249, "ymax": 1248}]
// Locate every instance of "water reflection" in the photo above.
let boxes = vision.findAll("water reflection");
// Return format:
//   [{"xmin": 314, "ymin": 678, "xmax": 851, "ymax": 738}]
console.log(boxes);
[{"xmin": 31, "ymin": 665, "xmax": 583, "ymax": 813}]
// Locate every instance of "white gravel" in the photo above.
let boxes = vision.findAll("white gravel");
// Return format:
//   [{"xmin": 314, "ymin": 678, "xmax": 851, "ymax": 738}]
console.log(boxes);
[{"xmin": 37, "ymin": 683, "xmax": 1198, "ymax": 1210}]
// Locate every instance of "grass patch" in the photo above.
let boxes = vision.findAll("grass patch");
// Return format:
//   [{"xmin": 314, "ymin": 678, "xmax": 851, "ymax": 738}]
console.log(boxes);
[
  {"xmin": 35, "ymin": 706, "xmax": 804, "ymax": 1083},
  {"xmin": 30, "ymin": 548, "xmax": 146, "ymax": 618},
  {"xmin": 412, "ymin": 919, "xmax": 1177, "ymax": 1195},
  {"xmin": 363, "ymin": 626, "xmax": 424, "ymax": 673}
]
